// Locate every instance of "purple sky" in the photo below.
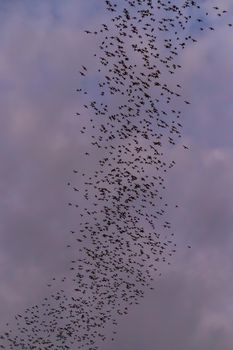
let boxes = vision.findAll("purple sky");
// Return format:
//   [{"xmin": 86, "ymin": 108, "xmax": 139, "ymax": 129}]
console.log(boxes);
[{"xmin": 1, "ymin": 1, "xmax": 233, "ymax": 349}]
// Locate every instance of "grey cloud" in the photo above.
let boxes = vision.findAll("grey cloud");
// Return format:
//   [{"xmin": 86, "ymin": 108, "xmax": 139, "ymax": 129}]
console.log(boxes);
[
  {"xmin": 0, "ymin": 0, "xmax": 102, "ymax": 322},
  {"xmin": 1, "ymin": 1, "xmax": 233, "ymax": 350}
]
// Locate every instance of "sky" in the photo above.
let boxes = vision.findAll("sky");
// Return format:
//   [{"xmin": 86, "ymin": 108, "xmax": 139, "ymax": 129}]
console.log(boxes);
[{"xmin": 0, "ymin": 0, "xmax": 233, "ymax": 349}]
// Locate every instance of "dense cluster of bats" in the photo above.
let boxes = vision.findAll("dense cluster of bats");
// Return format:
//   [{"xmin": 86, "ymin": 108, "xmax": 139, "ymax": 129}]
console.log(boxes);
[{"xmin": 0, "ymin": 1, "xmax": 231, "ymax": 349}]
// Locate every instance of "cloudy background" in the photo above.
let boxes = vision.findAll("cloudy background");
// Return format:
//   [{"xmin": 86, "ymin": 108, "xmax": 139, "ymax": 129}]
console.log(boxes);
[{"xmin": 0, "ymin": 0, "xmax": 233, "ymax": 349}]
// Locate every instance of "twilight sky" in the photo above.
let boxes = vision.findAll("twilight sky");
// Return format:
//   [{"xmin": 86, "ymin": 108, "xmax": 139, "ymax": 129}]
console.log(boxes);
[{"xmin": 1, "ymin": 1, "xmax": 233, "ymax": 349}]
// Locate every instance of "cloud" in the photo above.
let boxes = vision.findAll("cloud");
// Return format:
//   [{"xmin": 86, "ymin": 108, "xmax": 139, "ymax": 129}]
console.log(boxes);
[
  {"xmin": 100, "ymin": 146, "xmax": 233, "ymax": 349},
  {"xmin": 0, "ymin": 0, "xmax": 103, "ymax": 322},
  {"xmin": 0, "ymin": 1, "xmax": 233, "ymax": 350}
]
